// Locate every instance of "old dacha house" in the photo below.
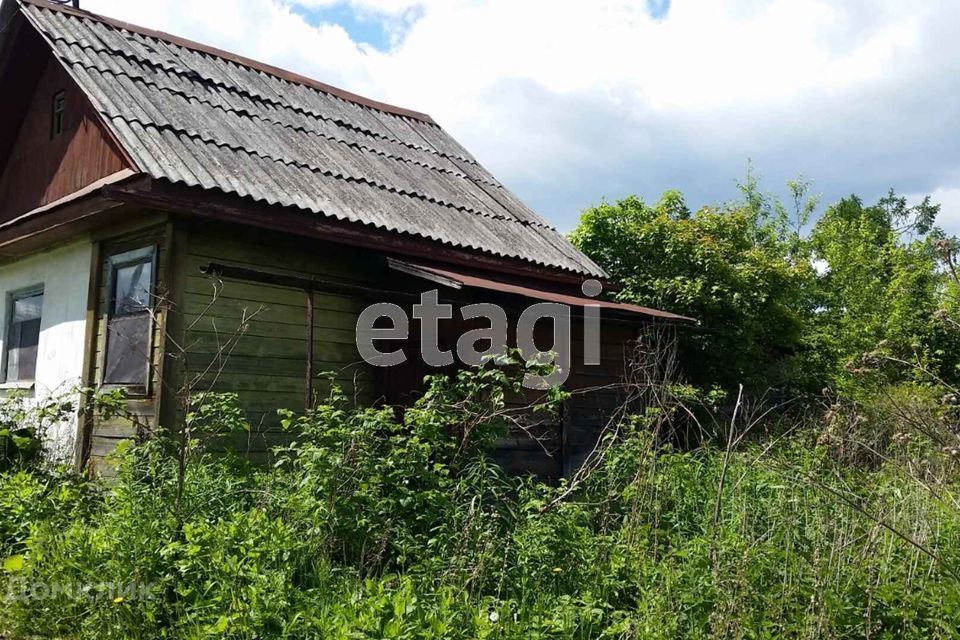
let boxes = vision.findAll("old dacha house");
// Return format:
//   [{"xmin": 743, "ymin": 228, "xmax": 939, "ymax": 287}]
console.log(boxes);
[{"xmin": 0, "ymin": 0, "xmax": 691, "ymax": 478}]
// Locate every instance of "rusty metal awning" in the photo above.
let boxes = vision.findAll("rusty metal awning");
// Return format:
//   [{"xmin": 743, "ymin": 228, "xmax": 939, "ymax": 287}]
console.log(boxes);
[{"xmin": 388, "ymin": 259, "xmax": 697, "ymax": 324}]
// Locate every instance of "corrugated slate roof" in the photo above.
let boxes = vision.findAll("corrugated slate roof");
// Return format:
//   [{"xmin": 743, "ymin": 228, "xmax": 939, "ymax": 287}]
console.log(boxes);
[{"xmin": 17, "ymin": 0, "xmax": 605, "ymax": 277}]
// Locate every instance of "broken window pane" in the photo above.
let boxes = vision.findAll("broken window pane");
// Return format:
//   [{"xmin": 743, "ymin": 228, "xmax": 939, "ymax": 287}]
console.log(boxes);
[{"xmin": 113, "ymin": 260, "xmax": 153, "ymax": 316}]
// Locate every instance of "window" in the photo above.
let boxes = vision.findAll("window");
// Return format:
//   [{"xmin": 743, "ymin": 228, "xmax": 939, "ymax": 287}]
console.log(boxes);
[
  {"xmin": 50, "ymin": 91, "xmax": 65, "ymax": 139},
  {"xmin": 5, "ymin": 290, "xmax": 43, "ymax": 383},
  {"xmin": 103, "ymin": 247, "xmax": 156, "ymax": 392},
  {"xmin": 113, "ymin": 259, "xmax": 154, "ymax": 316}
]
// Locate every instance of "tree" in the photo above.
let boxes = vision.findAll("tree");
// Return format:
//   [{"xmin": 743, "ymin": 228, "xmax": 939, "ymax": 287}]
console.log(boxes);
[
  {"xmin": 570, "ymin": 189, "xmax": 814, "ymax": 395},
  {"xmin": 807, "ymin": 191, "xmax": 948, "ymax": 393},
  {"xmin": 571, "ymin": 175, "xmax": 954, "ymax": 398}
]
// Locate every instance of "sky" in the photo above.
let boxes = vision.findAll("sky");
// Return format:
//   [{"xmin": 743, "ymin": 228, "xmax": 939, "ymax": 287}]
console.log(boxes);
[{"xmin": 81, "ymin": 0, "xmax": 960, "ymax": 233}]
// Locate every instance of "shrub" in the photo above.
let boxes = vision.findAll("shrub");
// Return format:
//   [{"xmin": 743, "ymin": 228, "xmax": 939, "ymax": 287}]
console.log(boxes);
[
  {"xmin": 1, "ymin": 360, "xmax": 959, "ymax": 638},
  {"xmin": 0, "ymin": 390, "xmax": 75, "ymax": 472}
]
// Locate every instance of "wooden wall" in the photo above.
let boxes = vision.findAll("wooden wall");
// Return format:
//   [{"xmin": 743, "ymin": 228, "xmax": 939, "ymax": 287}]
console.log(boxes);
[
  {"xmin": 79, "ymin": 215, "xmax": 642, "ymax": 478},
  {"xmin": 562, "ymin": 322, "xmax": 637, "ymax": 475},
  {"xmin": 172, "ymin": 220, "xmax": 379, "ymax": 460},
  {"xmin": 0, "ymin": 49, "xmax": 129, "ymax": 221},
  {"xmin": 168, "ymin": 222, "xmax": 639, "ymax": 476},
  {"xmin": 366, "ymin": 294, "xmax": 638, "ymax": 481},
  {"xmin": 488, "ymin": 318, "xmax": 637, "ymax": 481}
]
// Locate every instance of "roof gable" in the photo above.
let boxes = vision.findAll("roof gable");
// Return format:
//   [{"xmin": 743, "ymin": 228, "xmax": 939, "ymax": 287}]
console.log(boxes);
[
  {"xmin": 0, "ymin": 16, "xmax": 130, "ymax": 220},
  {"xmin": 13, "ymin": 0, "xmax": 605, "ymax": 277}
]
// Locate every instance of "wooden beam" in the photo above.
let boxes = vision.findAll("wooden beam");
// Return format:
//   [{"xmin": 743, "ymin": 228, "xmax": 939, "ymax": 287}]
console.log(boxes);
[
  {"xmin": 0, "ymin": 171, "xmax": 150, "ymax": 259},
  {"xmin": 0, "ymin": 169, "xmax": 136, "ymax": 233},
  {"xmin": 387, "ymin": 257, "xmax": 463, "ymax": 290},
  {"xmin": 200, "ymin": 262, "xmax": 418, "ymax": 303},
  {"xmin": 75, "ymin": 236, "xmax": 102, "ymax": 471},
  {"xmin": 305, "ymin": 290, "xmax": 314, "ymax": 410}
]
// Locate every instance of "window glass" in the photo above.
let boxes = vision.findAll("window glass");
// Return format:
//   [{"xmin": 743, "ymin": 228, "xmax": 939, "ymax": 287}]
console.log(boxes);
[
  {"xmin": 104, "ymin": 315, "xmax": 151, "ymax": 386},
  {"xmin": 11, "ymin": 295, "xmax": 42, "ymax": 324},
  {"xmin": 113, "ymin": 260, "xmax": 153, "ymax": 316},
  {"xmin": 50, "ymin": 91, "xmax": 65, "ymax": 139},
  {"xmin": 103, "ymin": 246, "xmax": 156, "ymax": 392},
  {"xmin": 6, "ymin": 292, "xmax": 43, "ymax": 383}
]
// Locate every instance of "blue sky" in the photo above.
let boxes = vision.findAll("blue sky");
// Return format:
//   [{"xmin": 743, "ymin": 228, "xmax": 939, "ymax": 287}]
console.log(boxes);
[
  {"xmin": 294, "ymin": 4, "xmax": 394, "ymax": 50},
  {"xmin": 647, "ymin": 0, "xmax": 670, "ymax": 20},
  {"xmin": 86, "ymin": 0, "xmax": 960, "ymax": 234},
  {"xmin": 295, "ymin": 1, "xmax": 673, "ymax": 52}
]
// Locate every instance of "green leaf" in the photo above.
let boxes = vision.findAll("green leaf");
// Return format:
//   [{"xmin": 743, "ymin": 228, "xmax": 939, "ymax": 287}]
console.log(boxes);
[
  {"xmin": 3, "ymin": 554, "xmax": 25, "ymax": 573},
  {"xmin": 11, "ymin": 436, "xmax": 33, "ymax": 449},
  {"xmin": 208, "ymin": 616, "xmax": 229, "ymax": 634}
]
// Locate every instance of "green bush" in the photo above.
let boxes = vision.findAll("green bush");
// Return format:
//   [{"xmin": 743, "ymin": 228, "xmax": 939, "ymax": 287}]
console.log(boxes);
[
  {"xmin": 0, "ymin": 391, "xmax": 75, "ymax": 472},
  {"xmin": 1, "ymin": 361, "xmax": 959, "ymax": 638},
  {"xmin": 570, "ymin": 182, "xmax": 952, "ymax": 399}
]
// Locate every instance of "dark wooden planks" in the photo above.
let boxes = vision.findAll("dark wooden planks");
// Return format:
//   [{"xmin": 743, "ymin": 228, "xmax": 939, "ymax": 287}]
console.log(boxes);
[{"xmin": 0, "ymin": 48, "xmax": 130, "ymax": 221}]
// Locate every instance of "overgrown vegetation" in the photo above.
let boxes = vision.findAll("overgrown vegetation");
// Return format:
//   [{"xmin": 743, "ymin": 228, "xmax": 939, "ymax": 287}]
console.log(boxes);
[
  {"xmin": 570, "ymin": 168, "xmax": 951, "ymax": 396},
  {"xmin": 2, "ymin": 170, "xmax": 960, "ymax": 637},
  {"xmin": 1, "ymin": 351, "xmax": 959, "ymax": 638},
  {"xmin": 0, "ymin": 392, "xmax": 74, "ymax": 473}
]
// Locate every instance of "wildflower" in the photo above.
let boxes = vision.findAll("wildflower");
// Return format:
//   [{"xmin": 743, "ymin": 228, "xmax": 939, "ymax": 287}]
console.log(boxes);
[
  {"xmin": 114, "ymin": 596, "xmax": 124, "ymax": 604},
  {"xmin": 552, "ymin": 567, "xmax": 563, "ymax": 573}
]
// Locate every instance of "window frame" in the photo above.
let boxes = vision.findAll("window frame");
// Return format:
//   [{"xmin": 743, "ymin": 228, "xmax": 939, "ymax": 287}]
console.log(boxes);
[
  {"xmin": 50, "ymin": 90, "xmax": 65, "ymax": 139},
  {"xmin": 2, "ymin": 286, "xmax": 45, "ymax": 386},
  {"xmin": 100, "ymin": 245, "xmax": 157, "ymax": 396}
]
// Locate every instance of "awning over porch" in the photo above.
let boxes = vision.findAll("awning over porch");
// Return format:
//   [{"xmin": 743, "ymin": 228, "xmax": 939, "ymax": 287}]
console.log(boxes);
[{"xmin": 387, "ymin": 258, "xmax": 697, "ymax": 325}]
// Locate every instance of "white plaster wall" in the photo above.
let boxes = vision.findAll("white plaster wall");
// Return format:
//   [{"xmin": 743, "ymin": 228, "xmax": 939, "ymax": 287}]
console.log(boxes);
[{"xmin": 0, "ymin": 241, "xmax": 92, "ymax": 460}]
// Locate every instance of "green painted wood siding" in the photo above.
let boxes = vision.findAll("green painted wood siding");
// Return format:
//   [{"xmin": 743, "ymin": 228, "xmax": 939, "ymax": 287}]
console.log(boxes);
[{"xmin": 176, "ymin": 221, "xmax": 379, "ymax": 458}]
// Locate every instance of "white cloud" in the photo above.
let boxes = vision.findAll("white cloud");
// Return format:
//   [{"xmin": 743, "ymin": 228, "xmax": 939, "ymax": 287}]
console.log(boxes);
[
  {"xmin": 81, "ymin": 0, "xmax": 960, "ymax": 231},
  {"xmin": 286, "ymin": 0, "xmax": 427, "ymax": 14}
]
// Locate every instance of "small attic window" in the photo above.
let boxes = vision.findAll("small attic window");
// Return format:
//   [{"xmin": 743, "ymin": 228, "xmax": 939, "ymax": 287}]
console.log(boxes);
[{"xmin": 50, "ymin": 91, "xmax": 66, "ymax": 139}]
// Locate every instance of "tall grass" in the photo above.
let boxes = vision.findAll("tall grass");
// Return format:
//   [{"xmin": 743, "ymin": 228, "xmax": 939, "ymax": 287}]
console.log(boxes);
[{"xmin": 0, "ymin": 363, "xmax": 958, "ymax": 638}]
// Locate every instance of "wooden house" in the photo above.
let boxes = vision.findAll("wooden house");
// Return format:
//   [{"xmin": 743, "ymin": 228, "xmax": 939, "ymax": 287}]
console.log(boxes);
[{"xmin": 0, "ymin": 0, "xmax": 693, "ymax": 477}]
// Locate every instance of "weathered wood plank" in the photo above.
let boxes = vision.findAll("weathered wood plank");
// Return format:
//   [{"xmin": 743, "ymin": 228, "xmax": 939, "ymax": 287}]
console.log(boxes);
[
  {"xmin": 182, "ymin": 332, "xmax": 363, "ymax": 361},
  {"xmin": 185, "ymin": 318, "xmax": 358, "ymax": 343},
  {"xmin": 181, "ymin": 353, "xmax": 369, "ymax": 377},
  {"xmin": 181, "ymin": 304, "xmax": 361, "ymax": 332}
]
